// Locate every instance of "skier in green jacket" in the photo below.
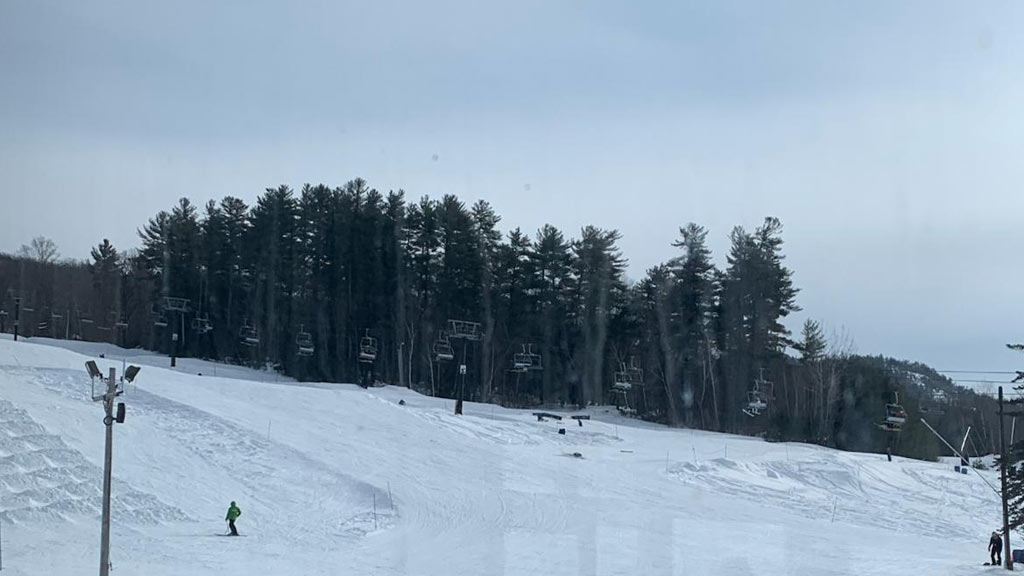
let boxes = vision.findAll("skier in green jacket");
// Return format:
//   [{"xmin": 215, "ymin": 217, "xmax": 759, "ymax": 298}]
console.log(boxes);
[{"xmin": 225, "ymin": 501, "xmax": 242, "ymax": 536}]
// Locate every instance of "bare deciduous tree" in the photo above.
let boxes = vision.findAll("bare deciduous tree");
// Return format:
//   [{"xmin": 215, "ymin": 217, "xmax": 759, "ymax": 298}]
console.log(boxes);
[{"xmin": 18, "ymin": 236, "xmax": 60, "ymax": 264}]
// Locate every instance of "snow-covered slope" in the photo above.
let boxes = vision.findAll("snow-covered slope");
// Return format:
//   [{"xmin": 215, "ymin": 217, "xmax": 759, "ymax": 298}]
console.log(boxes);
[{"xmin": 0, "ymin": 337, "xmax": 1004, "ymax": 575}]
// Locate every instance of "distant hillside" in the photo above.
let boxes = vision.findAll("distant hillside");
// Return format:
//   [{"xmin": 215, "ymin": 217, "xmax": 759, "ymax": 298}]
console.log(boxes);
[{"xmin": 808, "ymin": 355, "xmax": 1001, "ymax": 462}]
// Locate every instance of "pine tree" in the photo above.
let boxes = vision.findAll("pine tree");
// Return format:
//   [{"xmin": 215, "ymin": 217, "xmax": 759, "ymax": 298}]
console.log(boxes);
[
  {"xmin": 248, "ymin": 186, "xmax": 299, "ymax": 369},
  {"xmin": 403, "ymin": 197, "xmax": 442, "ymax": 390},
  {"xmin": 530, "ymin": 225, "xmax": 571, "ymax": 404},
  {"xmin": 471, "ymin": 200, "xmax": 502, "ymax": 403},
  {"xmin": 794, "ymin": 319, "xmax": 826, "ymax": 362},
  {"xmin": 717, "ymin": 217, "xmax": 799, "ymax": 432},
  {"xmin": 89, "ymin": 239, "xmax": 120, "ymax": 324},
  {"xmin": 670, "ymin": 223, "xmax": 718, "ymax": 427},
  {"xmin": 1001, "ymin": 438, "xmax": 1024, "ymax": 534},
  {"xmin": 572, "ymin": 226, "xmax": 627, "ymax": 406}
]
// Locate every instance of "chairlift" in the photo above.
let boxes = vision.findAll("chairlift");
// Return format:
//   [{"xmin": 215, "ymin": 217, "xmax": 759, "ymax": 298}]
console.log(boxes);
[
  {"xmin": 613, "ymin": 362, "xmax": 633, "ymax": 391},
  {"xmin": 296, "ymin": 325, "xmax": 314, "ymax": 356},
  {"xmin": 524, "ymin": 344, "xmax": 543, "ymax": 371},
  {"xmin": 448, "ymin": 319, "xmax": 481, "ymax": 341},
  {"xmin": 433, "ymin": 333, "xmax": 454, "ymax": 362},
  {"xmin": 359, "ymin": 330, "xmax": 378, "ymax": 362},
  {"xmin": 239, "ymin": 324, "xmax": 259, "ymax": 347},
  {"xmin": 878, "ymin": 392, "xmax": 907, "ymax": 432},
  {"xmin": 512, "ymin": 351, "xmax": 532, "ymax": 371},
  {"xmin": 612, "ymin": 356, "xmax": 643, "ymax": 391},
  {"xmin": 627, "ymin": 357, "xmax": 643, "ymax": 383},
  {"xmin": 743, "ymin": 390, "xmax": 768, "ymax": 417},
  {"xmin": 742, "ymin": 370, "xmax": 773, "ymax": 417},
  {"xmin": 881, "ymin": 403, "xmax": 907, "ymax": 431},
  {"xmin": 610, "ymin": 361, "xmax": 637, "ymax": 414},
  {"xmin": 191, "ymin": 315, "xmax": 212, "ymax": 335},
  {"xmin": 151, "ymin": 306, "xmax": 168, "ymax": 328}
]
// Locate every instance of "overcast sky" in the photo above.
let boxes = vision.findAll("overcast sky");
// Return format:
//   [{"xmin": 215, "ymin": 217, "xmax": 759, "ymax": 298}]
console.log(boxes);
[{"xmin": 2, "ymin": 1, "xmax": 1023, "ymax": 380}]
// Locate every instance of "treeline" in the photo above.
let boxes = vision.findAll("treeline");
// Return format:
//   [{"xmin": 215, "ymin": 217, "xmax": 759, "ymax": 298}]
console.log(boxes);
[{"xmin": 0, "ymin": 179, "xmax": 1002, "ymax": 460}]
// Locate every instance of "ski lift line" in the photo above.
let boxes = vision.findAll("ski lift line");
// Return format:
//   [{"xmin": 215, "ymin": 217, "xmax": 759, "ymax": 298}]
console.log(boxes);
[
  {"xmin": 919, "ymin": 418, "xmax": 1000, "ymax": 497},
  {"xmin": 937, "ymin": 370, "xmax": 1019, "ymax": 375}
]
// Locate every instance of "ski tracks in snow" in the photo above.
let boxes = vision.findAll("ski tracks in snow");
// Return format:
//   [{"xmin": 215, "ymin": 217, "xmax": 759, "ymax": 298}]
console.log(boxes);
[
  {"xmin": 0, "ymin": 396, "xmax": 188, "ymax": 524},
  {"xmin": 668, "ymin": 449, "xmax": 994, "ymax": 539},
  {"xmin": 15, "ymin": 367, "xmax": 393, "ymax": 545}
]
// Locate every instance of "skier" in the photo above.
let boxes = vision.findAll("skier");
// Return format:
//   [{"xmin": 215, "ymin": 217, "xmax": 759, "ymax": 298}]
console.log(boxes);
[
  {"xmin": 989, "ymin": 531, "xmax": 1003, "ymax": 566},
  {"xmin": 225, "ymin": 501, "xmax": 242, "ymax": 536}
]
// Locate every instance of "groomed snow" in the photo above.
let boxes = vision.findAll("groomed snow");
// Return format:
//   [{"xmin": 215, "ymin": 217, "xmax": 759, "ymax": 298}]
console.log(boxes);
[{"xmin": 0, "ymin": 336, "xmax": 1005, "ymax": 575}]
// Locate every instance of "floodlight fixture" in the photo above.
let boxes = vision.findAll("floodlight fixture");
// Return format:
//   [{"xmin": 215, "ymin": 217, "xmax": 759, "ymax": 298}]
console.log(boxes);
[
  {"xmin": 86, "ymin": 360, "xmax": 103, "ymax": 379},
  {"xmin": 123, "ymin": 365, "xmax": 141, "ymax": 383}
]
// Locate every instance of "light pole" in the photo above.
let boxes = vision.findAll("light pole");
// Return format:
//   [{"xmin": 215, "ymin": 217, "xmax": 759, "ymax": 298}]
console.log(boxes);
[
  {"xmin": 1000, "ymin": 386, "xmax": 1013, "ymax": 570},
  {"xmin": 85, "ymin": 361, "xmax": 139, "ymax": 576},
  {"xmin": 161, "ymin": 298, "xmax": 190, "ymax": 368},
  {"xmin": 398, "ymin": 342, "xmax": 405, "ymax": 388},
  {"xmin": 12, "ymin": 297, "xmax": 20, "ymax": 342}
]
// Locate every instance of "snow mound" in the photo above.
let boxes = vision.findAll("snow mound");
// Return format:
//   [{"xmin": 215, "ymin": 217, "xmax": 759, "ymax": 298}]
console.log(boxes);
[
  {"xmin": 0, "ymin": 399, "xmax": 189, "ymax": 524},
  {"xmin": 669, "ymin": 447, "xmax": 993, "ymax": 539}
]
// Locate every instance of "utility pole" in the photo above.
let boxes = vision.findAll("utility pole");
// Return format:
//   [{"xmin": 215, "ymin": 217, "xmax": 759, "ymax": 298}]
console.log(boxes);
[
  {"xmin": 85, "ymin": 361, "xmax": 138, "ymax": 576},
  {"xmin": 99, "ymin": 367, "xmax": 116, "ymax": 576},
  {"xmin": 1001, "ymin": 386, "xmax": 1014, "ymax": 570}
]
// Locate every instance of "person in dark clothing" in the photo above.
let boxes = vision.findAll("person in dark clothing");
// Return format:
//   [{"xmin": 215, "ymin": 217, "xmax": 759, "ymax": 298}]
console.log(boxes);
[
  {"xmin": 225, "ymin": 501, "xmax": 242, "ymax": 536},
  {"xmin": 990, "ymin": 531, "xmax": 1003, "ymax": 565}
]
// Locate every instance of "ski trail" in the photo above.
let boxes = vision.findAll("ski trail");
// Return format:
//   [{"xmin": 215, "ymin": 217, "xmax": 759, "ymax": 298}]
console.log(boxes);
[
  {"xmin": 14, "ymin": 367, "xmax": 393, "ymax": 543},
  {"xmin": 0, "ymin": 398, "xmax": 188, "ymax": 524}
]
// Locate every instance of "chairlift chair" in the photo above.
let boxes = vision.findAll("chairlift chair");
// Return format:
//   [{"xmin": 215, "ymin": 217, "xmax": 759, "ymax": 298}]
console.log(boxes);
[
  {"xmin": 627, "ymin": 364, "xmax": 643, "ymax": 386},
  {"xmin": 610, "ymin": 370, "xmax": 634, "ymax": 414},
  {"xmin": 359, "ymin": 330, "xmax": 378, "ymax": 362},
  {"xmin": 512, "ymin": 351, "xmax": 532, "ymax": 371},
  {"xmin": 613, "ymin": 362, "xmax": 633, "ymax": 391},
  {"xmin": 884, "ymin": 403, "xmax": 907, "ymax": 426},
  {"xmin": 878, "ymin": 392, "xmax": 907, "ymax": 431},
  {"xmin": 743, "ymin": 390, "xmax": 768, "ymax": 417},
  {"xmin": 152, "ymin": 307, "xmax": 168, "ymax": 328},
  {"xmin": 239, "ymin": 324, "xmax": 259, "ymax": 347},
  {"xmin": 296, "ymin": 326, "xmax": 314, "ymax": 356},
  {"xmin": 433, "ymin": 335, "xmax": 454, "ymax": 362},
  {"xmin": 525, "ymin": 344, "xmax": 543, "ymax": 371},
  {"xmin": 191, "ymin": 316, "xmax": 212, "ymax": 335},
  {"xmin": 742, "ymin": 371, "xmax": 773, "ymax": 417}
]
